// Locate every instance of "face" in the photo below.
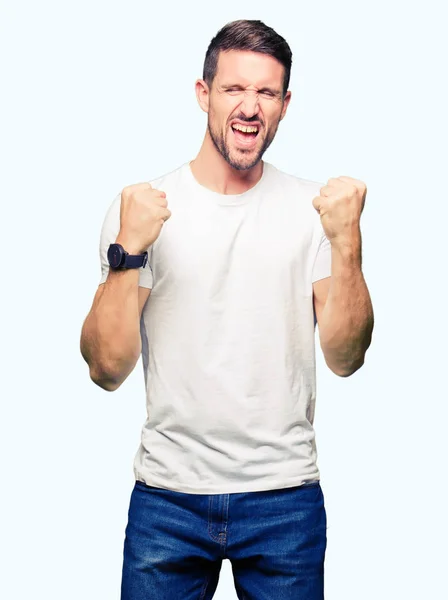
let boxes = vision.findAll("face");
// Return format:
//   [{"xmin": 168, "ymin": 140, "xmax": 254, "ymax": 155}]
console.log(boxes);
[{"xmin": 196, "ymin": 50, "xmax": 292, "ymax": 171}]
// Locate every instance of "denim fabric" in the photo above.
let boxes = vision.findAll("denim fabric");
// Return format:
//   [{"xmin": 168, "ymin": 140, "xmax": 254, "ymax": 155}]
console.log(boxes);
[{"xmin": 121, "ymin": 480, "xmax": 327, "ymax": 599}]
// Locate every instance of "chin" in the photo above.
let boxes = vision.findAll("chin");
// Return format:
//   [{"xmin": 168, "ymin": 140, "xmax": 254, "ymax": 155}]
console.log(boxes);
[
  {"xmin": 226, "ymin": 154, "xmax": 261, "ymax": 171},
  {"xmin": 226, "ymin": 144, "xmax": 264, "ymax": 171}
]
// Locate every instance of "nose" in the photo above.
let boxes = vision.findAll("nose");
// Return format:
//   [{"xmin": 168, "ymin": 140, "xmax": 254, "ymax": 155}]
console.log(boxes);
[{"xmin": 240, "ymin": 89, "xmax": 261, "ymax": 118}]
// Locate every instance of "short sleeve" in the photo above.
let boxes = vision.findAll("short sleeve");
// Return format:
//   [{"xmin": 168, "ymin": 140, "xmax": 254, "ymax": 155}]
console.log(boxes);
[
  {"xmin": 312, "ymin": 225, "xmax": 332, "ymax": 283},
  {"xmin": 98, "ymin": 192, "xmax": 154, "ymax": 289}
]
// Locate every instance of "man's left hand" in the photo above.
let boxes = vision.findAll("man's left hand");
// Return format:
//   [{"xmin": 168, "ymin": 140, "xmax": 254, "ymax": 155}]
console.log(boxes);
[{"xmin": 312, "ymin": 176, "xmax": 367, "ymax": 248}]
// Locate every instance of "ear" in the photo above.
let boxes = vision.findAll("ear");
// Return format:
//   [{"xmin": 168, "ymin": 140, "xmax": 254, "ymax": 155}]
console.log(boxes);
[
  {"xmin": 279, "ymin": 90, "xmax": 292, "ymax": 122},
  {"xmin": 195, "ymin": 79, "xmax": 210, "ymax": 114}
]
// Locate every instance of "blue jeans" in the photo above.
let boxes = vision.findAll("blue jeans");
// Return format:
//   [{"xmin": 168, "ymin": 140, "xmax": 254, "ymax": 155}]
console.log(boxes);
[{"xmin": 121, "ymin": 479, "xmax": 327, "ymax": 599}]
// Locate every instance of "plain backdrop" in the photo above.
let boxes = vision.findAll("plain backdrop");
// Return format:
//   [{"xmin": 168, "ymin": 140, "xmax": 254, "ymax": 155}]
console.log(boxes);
[{"xmin": 1, "ymin": 0, "xmax": 447, "ymax": 598}]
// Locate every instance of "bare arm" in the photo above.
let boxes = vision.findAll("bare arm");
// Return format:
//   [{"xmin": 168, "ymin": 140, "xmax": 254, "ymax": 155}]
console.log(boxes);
[
  {"xmin": 80, "ymin": 266, "xmax": 151, "ymax": 392},
  {"xmin": 313, "ymin": 241, "xmax": 374, "ymax": 377},
  {"xmin": 82, "ymin": 182, "xmax": 170, "ymax": 391}
]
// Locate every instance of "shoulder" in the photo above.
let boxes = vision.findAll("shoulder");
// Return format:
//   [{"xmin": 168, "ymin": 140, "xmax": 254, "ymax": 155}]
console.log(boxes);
[
  {"xmin": 104, "ymin": 163, "xmax": 186, "ymax": 220},
  {"xmin": 147, "ymin": 162, "xmax": 186, "ymax": 191},
  {"xmin": 267, "ymin": 162, "xmax": 324, "ymax": 196},
  {"xmin": 266, "ymin": 163, "xmax": 324, "ymax": 231}
]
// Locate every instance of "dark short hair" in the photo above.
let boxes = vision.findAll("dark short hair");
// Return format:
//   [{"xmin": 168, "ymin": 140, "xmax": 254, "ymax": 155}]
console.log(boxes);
[{"xmin": 203, "ymin": 20, "xmax": 293, "ymax": 98}]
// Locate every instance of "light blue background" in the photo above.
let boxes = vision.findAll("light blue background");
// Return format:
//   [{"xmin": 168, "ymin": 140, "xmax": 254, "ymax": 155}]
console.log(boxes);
[{"xmin": 1, "ymin": 0, "xmax": 447, "ymax": 598}]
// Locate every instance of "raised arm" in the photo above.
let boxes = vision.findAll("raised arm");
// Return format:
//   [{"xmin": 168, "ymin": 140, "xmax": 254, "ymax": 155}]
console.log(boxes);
[{"xmin": 80, "ymin": 183, "xmax": 171, "ymax": 391}]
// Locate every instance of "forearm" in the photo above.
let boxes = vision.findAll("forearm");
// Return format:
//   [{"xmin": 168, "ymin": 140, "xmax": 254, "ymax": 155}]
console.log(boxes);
[
  {"xmin": 80, "ymin": 268, "xmax": 141, "ymax": 390},
  {"xmin": 318, "ymin": 235, "xmax": 374, "ymax": 376}
]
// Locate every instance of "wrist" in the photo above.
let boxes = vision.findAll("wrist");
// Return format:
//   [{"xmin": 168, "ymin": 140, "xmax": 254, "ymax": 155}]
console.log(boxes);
[
  {"xmin": 114, "ymin": 235, "xmax": 147, "ymax": 255},
  {"xmin": 330, "ymin": 228, "xmax": 361, "ymax": 253},
  {"xmin": 331, "ymin": 237, "xmax": 362, "ymax": 269}
]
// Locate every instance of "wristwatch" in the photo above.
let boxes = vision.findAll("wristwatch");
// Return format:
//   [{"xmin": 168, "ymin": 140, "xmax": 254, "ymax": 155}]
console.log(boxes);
[{"xmin": 107, "ymin": 243, "xmax": 148, "ymax": 270}]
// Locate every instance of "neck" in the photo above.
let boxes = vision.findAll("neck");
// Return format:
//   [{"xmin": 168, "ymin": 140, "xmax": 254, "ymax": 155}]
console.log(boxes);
[{"xmin": 190, "ymin": 129, "xmax": 263, "ymax": 195}]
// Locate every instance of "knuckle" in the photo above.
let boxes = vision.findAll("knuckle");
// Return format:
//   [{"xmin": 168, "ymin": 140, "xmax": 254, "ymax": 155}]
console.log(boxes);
[
  {"xmin": 121, "ymin": 186, "xmax": 131, "ymax": 199},
  {"xmin": 123, "ymin": 183, "xmax": 151, "ymax": 196}
]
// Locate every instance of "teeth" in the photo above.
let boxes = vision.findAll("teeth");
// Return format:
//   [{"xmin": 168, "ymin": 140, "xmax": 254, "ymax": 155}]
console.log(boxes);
[{"xmin": 232, "ymin": 124, "xmax": 258, "ymax": 133}]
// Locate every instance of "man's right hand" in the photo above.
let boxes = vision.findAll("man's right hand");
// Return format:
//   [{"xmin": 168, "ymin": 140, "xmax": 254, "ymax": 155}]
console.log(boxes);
[{"xmin": 117, "ymin": 183, "xmax": 171, "ymax": 253}]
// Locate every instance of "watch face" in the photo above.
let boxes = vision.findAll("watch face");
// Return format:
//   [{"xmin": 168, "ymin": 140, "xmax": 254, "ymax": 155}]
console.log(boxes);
[{"xmin": 108, "ymin": 244, "xmax": 124, "ymax": 268}]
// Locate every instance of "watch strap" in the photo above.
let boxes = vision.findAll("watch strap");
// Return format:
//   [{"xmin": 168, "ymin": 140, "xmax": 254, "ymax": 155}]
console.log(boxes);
[{"xmin": 123, "ymin": 252, "xmax": 148, "ymax": 269}]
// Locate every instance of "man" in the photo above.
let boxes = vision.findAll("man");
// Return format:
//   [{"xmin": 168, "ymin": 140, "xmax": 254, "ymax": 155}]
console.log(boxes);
[{"xmin": 80, "ymin": 19, "xmax": 374, "ymax": 600}]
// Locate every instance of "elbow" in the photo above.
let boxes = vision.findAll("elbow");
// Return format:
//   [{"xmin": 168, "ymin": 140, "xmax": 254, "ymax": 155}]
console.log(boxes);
[
  {"xmin": 88, "ymin": 354, "xmax": 139, "ymax": 391},
  {"xmin": 80, "ymin": 333, "xmax": 139, "ymax": 392},
  {"xmin": 331, "ymin": 356, "xmax": 365, "ymax": 378},
  {"xmin": 89, "ymin": 365, "xmax": 125, "ymax": 392},
  {"xmin": 92, "ymin": 376, "xmax": 122, "ymax": 392}
]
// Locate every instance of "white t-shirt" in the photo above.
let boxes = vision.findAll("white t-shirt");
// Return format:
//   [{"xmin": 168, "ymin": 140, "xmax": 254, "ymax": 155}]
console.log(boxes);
[{"xmin": 99, "ymin": 160, "xmax": 332, "ymax": 494}]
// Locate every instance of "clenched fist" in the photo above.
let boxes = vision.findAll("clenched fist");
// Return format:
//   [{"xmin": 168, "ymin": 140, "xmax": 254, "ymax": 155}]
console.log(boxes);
[
  {"xmin": 312, "ymin": 176, "xmax": 366, "ymax": 248},
  {"xmin": 116, "ymin": 183, "xmax": 171, "ymax": 254}
]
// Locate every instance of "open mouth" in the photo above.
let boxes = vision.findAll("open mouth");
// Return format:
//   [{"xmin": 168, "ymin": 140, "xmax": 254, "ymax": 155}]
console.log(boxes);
[{"xmin": 231, "ymin": 124, "xmax": 260, "ymax": 146}]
